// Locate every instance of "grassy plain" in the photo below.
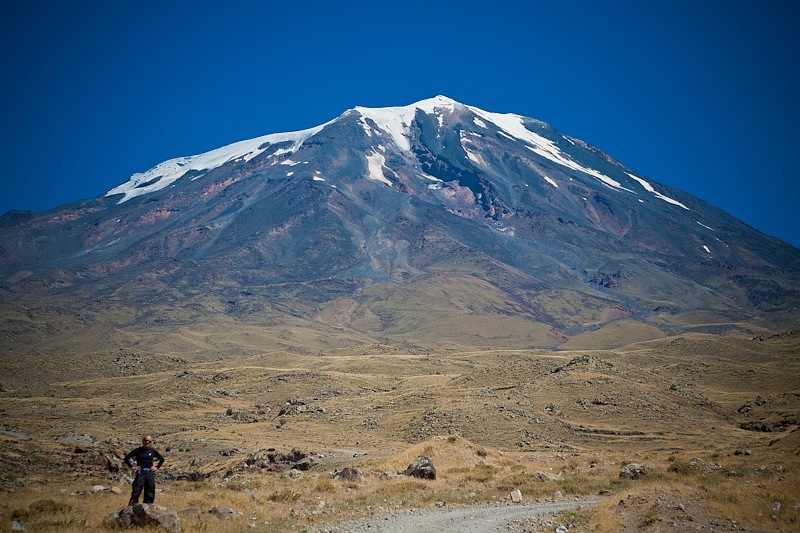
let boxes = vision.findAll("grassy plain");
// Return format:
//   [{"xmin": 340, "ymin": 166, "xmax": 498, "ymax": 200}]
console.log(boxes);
[{"xmin": 0, "ymin": 330, "xmax": 798, "ymax": 531}]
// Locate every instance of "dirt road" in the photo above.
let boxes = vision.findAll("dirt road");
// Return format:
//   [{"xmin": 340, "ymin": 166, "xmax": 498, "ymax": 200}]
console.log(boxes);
[{"xmin": 319, "ymin": 498, "xmax": 598, "ymax": 532}]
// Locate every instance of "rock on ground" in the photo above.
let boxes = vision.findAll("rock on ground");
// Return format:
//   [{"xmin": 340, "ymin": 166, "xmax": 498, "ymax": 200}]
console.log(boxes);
[{"xmin": 106, "ymin": 503, "xmax": 180, "ymax": 533}]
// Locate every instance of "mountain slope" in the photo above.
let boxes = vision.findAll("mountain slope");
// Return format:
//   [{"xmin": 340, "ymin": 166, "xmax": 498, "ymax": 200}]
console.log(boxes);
[{"xmin": 1, "ymin": 96, "xmax": 798, "ymax": 354}]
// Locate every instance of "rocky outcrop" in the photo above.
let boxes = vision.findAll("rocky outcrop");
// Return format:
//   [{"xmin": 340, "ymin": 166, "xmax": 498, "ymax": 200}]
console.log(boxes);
[
  {"xmin": 403, "ymin": 456, "xmax": 436, "ymax": 480},
  {"xmin": 619, "ymin": 463, "xmax": 648, "ymax": 479},
  {"xmin": 332, "ymin": 467, "xmax": 360, "ymax": 481},
  {"xmin": 244, "ymin": 448, "xmax": 315, "ymax": 472},
  {"xmin": 278, "ymin": 397, "xmax": 325, "ymax": 416},
  {"xmin": 106, "ymin": 503, "xmax": 180, "ymax": 533},
  {"xmin": 531, "ymin": 471, "xmax": 563, "ymax": 482},
  {"xmin": 69, "ymin": 446, "xmax": 122, "ymax": 472}
]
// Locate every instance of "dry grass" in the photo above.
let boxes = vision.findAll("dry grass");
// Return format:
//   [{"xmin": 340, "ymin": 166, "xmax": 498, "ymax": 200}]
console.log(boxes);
[
  {"xmin": 1, "ymin": 442, "xmax": 798, "ymax": 532},
  {"xmin": 1, "ymin": 331, "xmax": 798, "ymax": 531},
  {"xmin": 4, "ymin": 446, "xmax": 797, "ymax": 532},
  {"xmin": 586, "ymin": 450, "xmax": 800, "ymax": 532}
]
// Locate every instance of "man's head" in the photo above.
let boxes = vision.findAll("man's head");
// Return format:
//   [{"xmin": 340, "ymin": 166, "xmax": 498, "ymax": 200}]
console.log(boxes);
[{"xmin": 142, "ymin": 435, "xmax": 154, "ymax": 448}]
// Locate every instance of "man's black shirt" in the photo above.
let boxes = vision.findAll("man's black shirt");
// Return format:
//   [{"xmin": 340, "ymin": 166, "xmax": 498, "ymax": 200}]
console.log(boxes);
[{"xmin": 124, "ymin": 446, "xmax": 164, "ymax": 469}]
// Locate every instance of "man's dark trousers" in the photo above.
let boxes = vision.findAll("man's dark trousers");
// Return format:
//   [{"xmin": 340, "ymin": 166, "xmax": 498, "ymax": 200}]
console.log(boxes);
[{"xmin": 129, "ymin": 469, "xmax": 156, "ymax": 505}]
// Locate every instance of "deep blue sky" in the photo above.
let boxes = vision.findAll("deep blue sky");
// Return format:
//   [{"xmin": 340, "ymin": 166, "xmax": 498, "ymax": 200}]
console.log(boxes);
[{"xmin": 2, "ymin": 1, "xmax": 798, "ymax": 247}]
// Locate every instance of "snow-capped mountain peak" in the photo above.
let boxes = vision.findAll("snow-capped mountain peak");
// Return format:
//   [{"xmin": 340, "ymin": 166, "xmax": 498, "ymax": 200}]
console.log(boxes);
[
  {"xmin": 354, "ymin": 97, "xmax": 632, "ymax": 194},
  {"xmin": 354, "ymin": 95, "xmax": 458, "ymax": 151},
  {"xmin": 106, "ymin": 96, "xmax": 464, "ymax": 204},
  {"xmin": 104, "ymin": 96, "xmax": 693, "ymax": 214}
]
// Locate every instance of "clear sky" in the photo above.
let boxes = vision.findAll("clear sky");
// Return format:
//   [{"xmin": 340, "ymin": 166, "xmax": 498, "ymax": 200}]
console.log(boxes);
[{"xmin": 2, "ymin": 1, "xmax": 798, "ymax": 248}]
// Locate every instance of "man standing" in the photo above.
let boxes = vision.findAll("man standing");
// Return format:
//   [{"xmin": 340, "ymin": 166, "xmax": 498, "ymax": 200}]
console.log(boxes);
[{"xmin": 123, "ymin": 435, "xmax": 165, "ymax": 505}]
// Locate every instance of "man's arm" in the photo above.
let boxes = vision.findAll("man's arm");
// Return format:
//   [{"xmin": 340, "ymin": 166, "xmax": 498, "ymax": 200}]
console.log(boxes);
[
  {"xmin": 123, "ymin": 448, "xmax": 137, "ymax": 467},
  {"xmin": 154, "ymin": 449, "xmax": 165, "ymax": 469}
]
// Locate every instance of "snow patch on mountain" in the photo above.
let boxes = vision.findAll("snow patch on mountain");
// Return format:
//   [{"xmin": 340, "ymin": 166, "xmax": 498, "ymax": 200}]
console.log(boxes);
[
  {"xmin": 106, "ymin": 123, "xmax": 329, "ymax": 204},
  {"xmin": 497, "ymin": 131, "xmax": 516, "ymax": 142},
  {"xmin": 625, "ymin": 172, "xmax": 689, "ymax": 210},
  {"xmin": 460, "ymin": 131, "xmax": 487, "ymax": 167},
  {"xmin": 354, "ymin": 96, "xmax": 629, "ymax": 196},
  {"xmin": 696, "ymin": 221, "xmax": 714, "ymax": 231},
  {"xmin": 355, "ymin": 95, "xmax": 457, "ymax": 152},
  {"xmin": 359, "ymin": 115, "xmax": 374, "ymax": 137},
  {"xmin": 270, "ymin": 148, "xmax": 293, "ymax": 158},
  {"xmin": 467, "ymin": 105, "xmax": 629, "ymax": 192},
  {"xmin": 366, "ymin": 150, "xmax": 391, "ymax": 185}
]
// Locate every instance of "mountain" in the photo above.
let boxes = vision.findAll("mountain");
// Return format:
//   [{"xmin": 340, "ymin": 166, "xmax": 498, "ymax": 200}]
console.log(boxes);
[{"xmin": 1, "ymin": 96, "xmax": 798, "ymax": 354}]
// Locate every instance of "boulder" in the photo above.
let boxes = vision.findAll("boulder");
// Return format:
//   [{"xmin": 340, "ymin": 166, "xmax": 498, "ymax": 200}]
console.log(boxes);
[
  {"xmin": 531, "ymin": 471, "xmax": 563, "ymax": 482},
  {"xmin": 293, "ymin": 457, "xmax": 314, "ymax": 471},
  {"xmin": 332, "ymin": 467, "xmax": 360, "ymax": 481},
  {"xmin": 209, "ymin": 506, "xmax": 238, "ymax": 520},
  {"xmin": 250, "ymin": 447, "xmax": 316, "ymax": 472},
  {"xmin": 279, "ymin": 398, "xmax": 325, "ymax": 416},
  {"xmin": 510, "ymin": 489, "xmax": 523, "ymax": 503},
  {"xmin": 107, "ymin": 503, "xmax": 180, "ymax": 533},
  {"xmin": 619, "ymin": 463, "xmax": 648, "ymax": 479},
  {"xmin": 404, "ymin": 456, "xmax": 436, "ymax": 480},
  {"xmin": 281, "ymin": 468, "xmax": 303, "ymax": 479},
  {"xmin": 269, "ymin": 448, "xmax": 308, "ymax": 464},
  {"xmin": 70, "ymin": 448, "xmax": 122, "ymax": 472}
]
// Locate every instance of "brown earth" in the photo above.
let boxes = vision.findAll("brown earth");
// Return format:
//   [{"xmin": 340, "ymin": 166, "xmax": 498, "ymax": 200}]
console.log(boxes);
[{"xmin": 0, "ymin": 330, "xmax": 798, "ymax": 531}]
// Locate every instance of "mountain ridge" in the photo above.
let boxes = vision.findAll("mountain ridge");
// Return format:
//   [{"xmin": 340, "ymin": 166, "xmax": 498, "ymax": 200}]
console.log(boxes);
[{"xmin": 1, "ymin": 96, "xmax": 798, "ymax": 354}]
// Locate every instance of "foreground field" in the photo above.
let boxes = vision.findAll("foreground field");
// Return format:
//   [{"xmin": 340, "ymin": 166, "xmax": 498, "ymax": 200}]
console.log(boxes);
[{"xmin": 0, "ymin": 331, "xmax": 798, "ymax": 531}]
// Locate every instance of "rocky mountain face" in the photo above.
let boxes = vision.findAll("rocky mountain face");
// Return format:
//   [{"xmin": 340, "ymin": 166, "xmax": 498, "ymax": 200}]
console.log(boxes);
[{"xmin": 1, "ymin": 96, "xmax": 798, "ymax": 353}]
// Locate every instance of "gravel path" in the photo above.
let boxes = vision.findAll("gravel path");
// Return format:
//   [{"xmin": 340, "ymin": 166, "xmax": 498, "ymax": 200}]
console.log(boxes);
[{"xmin": 318, "ymin": 498, "xmax": 598, "ymax": 533}]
